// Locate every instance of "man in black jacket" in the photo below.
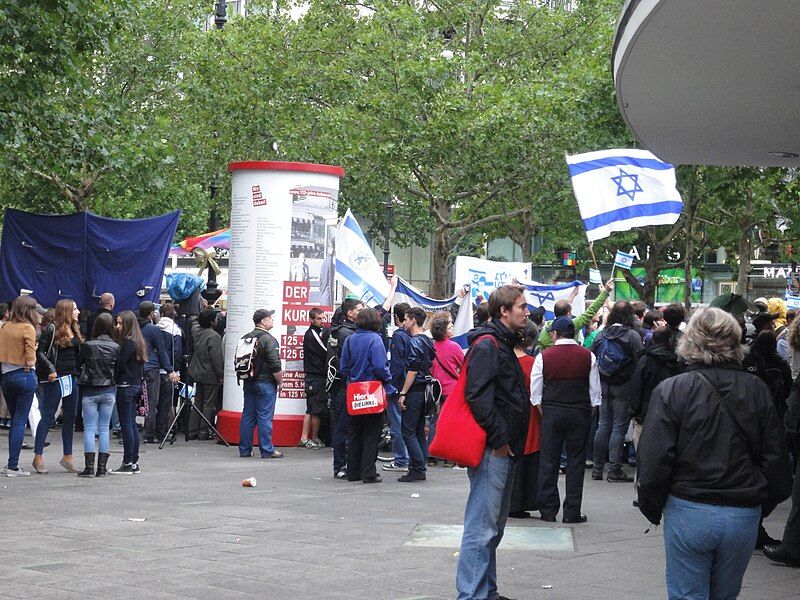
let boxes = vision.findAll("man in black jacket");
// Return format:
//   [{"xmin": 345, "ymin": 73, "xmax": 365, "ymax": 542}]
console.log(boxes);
[
  {"xmin": 299, "ymin": 308, "xmax": 327, "ymax": 449},
  {"xmin": 456, "ymin": 285, "xmax": 529, "ymax": 600},
  {"xmin": 328, "ymin": 299, "xmax": 362, "ymax": 479}
]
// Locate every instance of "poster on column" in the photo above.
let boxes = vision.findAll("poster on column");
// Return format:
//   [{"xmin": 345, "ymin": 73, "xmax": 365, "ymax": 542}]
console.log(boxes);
[{"xmin": 223, "ymin": 163, "xmax": 342, "ymax": 430}]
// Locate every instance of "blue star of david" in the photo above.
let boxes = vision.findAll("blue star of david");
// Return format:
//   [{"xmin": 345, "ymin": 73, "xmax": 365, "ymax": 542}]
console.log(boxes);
[{"xmin": 611, "ymin": 168, "xmax": 643, "ymax": 202}]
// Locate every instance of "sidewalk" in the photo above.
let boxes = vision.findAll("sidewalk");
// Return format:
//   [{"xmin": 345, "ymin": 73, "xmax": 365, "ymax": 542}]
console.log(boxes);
[{"xmin": 0, "ymin": 431, "xmax": 798, "ymax": 599}]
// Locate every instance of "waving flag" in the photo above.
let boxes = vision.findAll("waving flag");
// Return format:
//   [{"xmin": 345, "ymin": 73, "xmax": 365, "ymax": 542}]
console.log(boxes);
[
  {"xmin": 517, "ymin": 279, "xmax": 586, "ymax": 320},
  {"xmin": 614, "ymin": 250, "xmax": 635, "ymax": 270},
  {"xmin": 334, "ymin": 210, "xmax": 391, "ymax": 305},
  {"xmin": 567, "ymin": 149, "xmax": 683, "ymax": 242},
  {"xmin": 394, "ymin": 278, "xmax": 458, "ymax": 310},
  {"xmin": 451, "ymin": 297, "xmax": 474, "ymax": 350},
  {"xmin": 170, "ymin": 228, "xmax": 231, "ymax": 256}
]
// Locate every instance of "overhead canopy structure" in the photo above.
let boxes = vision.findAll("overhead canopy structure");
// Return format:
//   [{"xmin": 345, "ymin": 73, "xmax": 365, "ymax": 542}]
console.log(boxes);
[
  {"xmin": 0, "ymin": 209, "xmax": 181, "ymax": 311},
  {"xmin": 613, "ymin": 0, "xmax": 800, "ymax": 167}
]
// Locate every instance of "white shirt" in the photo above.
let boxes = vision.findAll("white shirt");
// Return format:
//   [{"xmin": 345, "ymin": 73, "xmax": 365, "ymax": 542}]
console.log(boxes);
[{"xmin": 530, "ymin": 339, "xmax": 602, "ymax": 407}]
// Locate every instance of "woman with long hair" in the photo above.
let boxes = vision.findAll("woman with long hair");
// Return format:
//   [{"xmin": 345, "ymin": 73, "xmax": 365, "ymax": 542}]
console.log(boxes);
[
  {"xmin": 110, "ymin": 311, "xmax": 147, "ymax": 475},
  {"xmin": 76, "ymin": 313, "xmax": 120, "ymax": 477},
  {"xmin": 33, "ymin": 299, "xmax": 83, "ymax": 474},
  {"xmin": 0, "ymin": 296, "xmax": 41, "ymax": 476},
  {"xmin": 637, "ymin": 308, "xmax": 792, "ymax": 599}
]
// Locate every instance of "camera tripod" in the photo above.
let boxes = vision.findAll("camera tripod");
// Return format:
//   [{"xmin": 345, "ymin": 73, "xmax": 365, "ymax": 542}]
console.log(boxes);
[{"xmin": 159, "ymin": 382, "xmax": 229, "ymax": 449}]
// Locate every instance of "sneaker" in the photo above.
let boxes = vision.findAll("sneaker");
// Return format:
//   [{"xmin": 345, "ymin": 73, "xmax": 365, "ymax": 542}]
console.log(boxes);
[
  {"xmin": 397, "ymin": 472, "xmax": 426, "ymax": 482},
  {"xmin": 131, "ymin": 463, "xmax": 141, "ymax": 474},
  {"xmin": 3, "ymin": 466, "xmax": 31, "ymax": 477},
  {"xmin": 382, "ymin": 461, "xmax": 409, "ymax": 472},
  {"xmin": 310, "ymin": 439, "xmax": 325, "ymax": 449},
  {"xmin": 607, "ymin": 470, "xmax": 634, "ymax": 483},
  {"xmin": 591, "ymin": 468, "xmax": 604, "ymax": 481},
  {"xmin": 109, "ymin": 464, "xmax": 135, "ymax": 475},
  {"xmin": 335, "ymin": 470, "xmax": 347, "ymax": 480},
  {"xmin": 297, "ymin": 439, "xmax": 313, "ymax": 448}
]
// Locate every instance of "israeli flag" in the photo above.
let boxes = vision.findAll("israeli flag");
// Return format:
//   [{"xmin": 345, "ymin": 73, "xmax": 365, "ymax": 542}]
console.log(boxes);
[
  {"xmin": 567, "ymin": 149, "xmax": 683, "ymax": 242},
  {"xmin": 394, "ymin": 278, "xmax": 458, "ymax": 311},
  {"xmin": 451, "ymin": 297, "xmax": 474, "ymax": 350},
  {"xmin": 334, "ymin": 209, "xmax": 391, "ymax": 305},
  {"xmin": 517, "ymin": 279, "xmax": 586, "ymax": 320},
  {"xmin": 614, "ymin": 250, "xmax": 635, "ymax": 270}
]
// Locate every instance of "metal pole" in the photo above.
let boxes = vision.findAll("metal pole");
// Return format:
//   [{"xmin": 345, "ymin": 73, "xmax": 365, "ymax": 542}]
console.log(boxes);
[{"xmin": 383, "ymin": 197, "xmax": 392, "ymax": 277}]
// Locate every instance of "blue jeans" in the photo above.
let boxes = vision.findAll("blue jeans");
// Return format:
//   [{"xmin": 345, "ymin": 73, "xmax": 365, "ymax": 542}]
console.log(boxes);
[
  {"xmin": 331, "ymin": 388, "xmax": 350, "ymax": 472},
  {"xmin": 116, "ymin": 385, "xmax": 141, "ymax": 464},
  {"xmin": 401, "ymin": 389, "xmax": 427, "ymax": 474},
  {"xmin": 664, "ymin": 495, "xmax": 760, "ymax": 600},
  {"xmin": 239, "ymin": 380, "xmax": 277, "ymax": 457},
  {"xmin": 593, "ymin": 385, "xmax": 630, "ymax": 472},
  {"xmin": 2, "ymin": 369, "xmax": 37, "ymax": 469},
  {"xmin": 82, "ymin": 388, "xmax": 116, "ymax": 453},
  {"xmin": 34, "ymin": 376, "xmax": 79, "ymax": 455},
  {"xmin": 456, "ymin": 449, "xmax": 517, "ymax": 600},
  {"xmin": 386, "ymin": 394, "xmax": 409, "ymax": 467}
]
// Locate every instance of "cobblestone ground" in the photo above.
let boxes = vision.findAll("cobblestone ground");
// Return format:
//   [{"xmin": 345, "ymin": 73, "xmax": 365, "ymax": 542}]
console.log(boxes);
[{"xmin": 1, "ymin": 430, "xmax": 799, "ymax": 599}]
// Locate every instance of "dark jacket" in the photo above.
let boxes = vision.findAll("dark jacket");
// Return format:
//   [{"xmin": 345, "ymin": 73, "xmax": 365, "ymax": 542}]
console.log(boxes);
[
  {"xmin": 116, "ymin": 338, "xmax": 144, "ymax": 386},
  {"xmin": 36, "ymin": 325, "xmax": 81, "ymax": 380},
  {"xmin": 742, "ymin": 350, "xmax": 792, "ymax": 418},
  {"xmin": 302, "ymin": 324, "xmax": 327, "ymax": 381},
  {"xmin": 77, "ymin": 334, "xmax": 120, "ymax": 387},
  {"xmin": 138, "ymin": 317, "xmax": 172, "ymax": 372},
  {"xmin": 405, "ymin": 333, "xmax": 436, "ymax": 387},
  {"xmin": 86, "ymin": 308, "xmax": 113, "ymax": 340},
  {"xmin": 591, "ymin": 323, "xmax": 643, "ymax": 401},
  {"xmin": 464, "ymin": 318, "xmax": 529, "ymax": 457},
  {"xmin": 340, "ymin": 329, "xmax": 396, "ymax": 395},
  {"xmin": 637, "ymin": 363, "xmax": 793, "ymax": 524},
  {"xmin": 629, "ymin": 344, "xmax": 683, "ymax": 422},
  {"xmin": 389, "ymin": 327, "xmax": 412, "ymax": 390},
  {"xmin": 331, "ymin": 319, "xmax": 357, "ymax": 371},
  {"xmin": 188, "ymin": 323, "xmax": 224, "ymax": 384},
  {"xmin": 245, "ymin": 327, "xmax": 281, "ymax": 383}
]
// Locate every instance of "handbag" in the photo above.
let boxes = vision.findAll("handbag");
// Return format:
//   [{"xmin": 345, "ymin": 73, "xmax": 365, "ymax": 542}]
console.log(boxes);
[
  {"xmin": 428, "ymin": 335, "xmax": 496, "ymax": 468},
  {"xmin": 137, "ymin": 367, "xmax": 149, "ymax": 417},
  {"xmin": 346, "ymin": 380, "xmax": 387, "ymax": 416},
  {"xmin": 424, "ymin": 375, "xmax": 443, "ymax": 416}
]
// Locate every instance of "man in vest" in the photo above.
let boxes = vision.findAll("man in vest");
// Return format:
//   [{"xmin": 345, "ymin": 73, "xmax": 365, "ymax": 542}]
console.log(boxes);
[{"xmin": 531, "ymin": 316, "xmax": 602, "ymax": 523}]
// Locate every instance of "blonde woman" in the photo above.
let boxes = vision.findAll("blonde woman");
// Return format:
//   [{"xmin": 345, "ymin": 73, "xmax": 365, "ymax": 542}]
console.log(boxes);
[
  {"xmin": 0, "ymin": 296, "xmax": 40, "ymax": 476},
  {"xmin": 33, "ymin": 299, "xmax": 83, "ymax": 473}
]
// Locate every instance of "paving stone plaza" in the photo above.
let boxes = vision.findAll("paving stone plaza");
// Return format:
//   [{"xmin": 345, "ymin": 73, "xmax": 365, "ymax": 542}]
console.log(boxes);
[{"xmin": 2, "ymin": 433, "xmax": 799, "ymax": 599}]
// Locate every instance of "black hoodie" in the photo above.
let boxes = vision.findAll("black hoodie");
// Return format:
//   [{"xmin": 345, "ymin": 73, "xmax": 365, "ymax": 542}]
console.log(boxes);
[
  {"xmin": 464, "ymin": 318, "xmax": 529, "ymax": 456},
  {"xmin": 629, "ymin": 344, "xmax": 683, "ymax": 422}
]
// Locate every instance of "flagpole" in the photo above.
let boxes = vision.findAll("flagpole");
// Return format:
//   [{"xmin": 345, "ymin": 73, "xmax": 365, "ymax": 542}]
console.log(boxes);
[{"xmin": 588, "ymin": 242, "xmax": 601, "ymax": 272}]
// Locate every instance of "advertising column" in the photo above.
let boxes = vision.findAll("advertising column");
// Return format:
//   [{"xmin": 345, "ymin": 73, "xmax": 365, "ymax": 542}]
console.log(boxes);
[{"xmin": 217, "ymin": 161, "xmax": 343, "ymax": 445}]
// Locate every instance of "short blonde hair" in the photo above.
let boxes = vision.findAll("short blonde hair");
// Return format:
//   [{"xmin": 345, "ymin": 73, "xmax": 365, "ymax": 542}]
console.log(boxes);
[{"xmin": 677, "ymin": 307, "xmax": 745, "ymax": 365}]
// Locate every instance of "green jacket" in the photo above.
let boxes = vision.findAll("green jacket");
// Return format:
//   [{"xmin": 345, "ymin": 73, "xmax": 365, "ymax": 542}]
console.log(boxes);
[{"xmin": 538, "ymin": 288, "xmax": 609, "ymax": 350}]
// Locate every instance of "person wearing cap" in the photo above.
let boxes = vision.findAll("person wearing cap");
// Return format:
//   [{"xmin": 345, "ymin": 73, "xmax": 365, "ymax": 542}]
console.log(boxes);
[
  {"xmin": 137, "ymin": 301, "xmax": 179, "ymax": 444},
  {"xmin": 530, "ymin": 316, "xmax": 601, "ymax": 523},
  {"xmin": 538, "ymin": 279, "xmax": 613, "ymax": 350},
  {"xmin": 239, "ymin": 308, "xmax": 284, "ymax": 459}
]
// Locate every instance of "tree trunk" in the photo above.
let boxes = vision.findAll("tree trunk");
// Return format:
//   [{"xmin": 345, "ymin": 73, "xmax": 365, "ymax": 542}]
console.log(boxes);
[
  {"xmin": 683, "ymin": 175, "xmax": 696, "ymax": 311},
  {"xmin": 430, "ymin": 226, "xmax": 451, "ymax": 298}
]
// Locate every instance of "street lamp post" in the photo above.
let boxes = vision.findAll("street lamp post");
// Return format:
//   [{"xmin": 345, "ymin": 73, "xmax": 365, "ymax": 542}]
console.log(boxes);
[{"xmin": 383, "ymin": 197, "xmax": 393, "ymax": 277}]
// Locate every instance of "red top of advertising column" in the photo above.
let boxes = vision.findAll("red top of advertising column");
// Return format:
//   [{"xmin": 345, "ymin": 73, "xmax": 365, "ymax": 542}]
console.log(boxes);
[{"xmin": 228, "ymin": 161, "xmax": 345, "ymax": 178}]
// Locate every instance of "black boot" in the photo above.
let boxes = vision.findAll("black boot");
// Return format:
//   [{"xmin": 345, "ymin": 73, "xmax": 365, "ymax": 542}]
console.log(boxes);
[
  {"xmin": 96, "ymin": 452, "xmax": 110, "ymax": 477},
  {"xmin": 77, "ymin": 452, "xmax": 95, "ymax": 478}
]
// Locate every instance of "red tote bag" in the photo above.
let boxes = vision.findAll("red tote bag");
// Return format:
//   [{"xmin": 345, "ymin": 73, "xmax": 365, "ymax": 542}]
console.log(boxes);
[
  {"xmin": 428, "ymin": 335, "xmax": 496, "ymax": 468},
  {"xmin": 346, "ymin": 380, "xmax": 387, "ymax": 416}
]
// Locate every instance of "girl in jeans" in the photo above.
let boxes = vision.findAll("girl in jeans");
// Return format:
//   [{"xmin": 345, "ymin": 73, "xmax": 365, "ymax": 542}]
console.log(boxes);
[
  {"xmin": 77, "ymin": 314, "xmax": 120, "ymax": 478},
  {"xmin": 33, "ymin": 299, "xmax": 83, "ymax": 474},
  {"xmin": 0, "ymin": 296, "xmax": 41, "ymax": 477},
  {"xmin": 110, "ymin": 311, "xmax": 147, "ymax": 475}
]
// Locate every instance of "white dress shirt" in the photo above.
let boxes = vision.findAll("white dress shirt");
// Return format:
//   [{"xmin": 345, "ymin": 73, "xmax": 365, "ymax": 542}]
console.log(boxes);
[{"xmin": 530, "ymin": 338, "xmax": 602, "ymax": 407}]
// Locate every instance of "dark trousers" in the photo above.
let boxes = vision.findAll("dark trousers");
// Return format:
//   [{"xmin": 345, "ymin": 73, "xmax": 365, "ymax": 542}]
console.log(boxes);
[
  {"xmin": 144, "ymin": 369, "xmax": 172, "ymax": 440},
  {"xmin": 538, "ymin": 405, "xmax": 591, "ymax": 520},
  {"xmin": 781, "ymin": 456, "xmax": 800, "ymax": 557},
  {"xmin": 346, "ymin": 411, "xmax": 383, "ymax": 480},
  {"xmin": 116, "ymin": 385, "xmax": 140, "ymax": 465},
  {"xmin": 401, "ymin": 389, "xmax": 428, "ymax": 474},
  {"xmin": 331, "ymin": 388, "xmax": 350, "ymax": 473},
  {"xmin": 188, "ymin": 382, "xmax": 219, "ymax": 437}
]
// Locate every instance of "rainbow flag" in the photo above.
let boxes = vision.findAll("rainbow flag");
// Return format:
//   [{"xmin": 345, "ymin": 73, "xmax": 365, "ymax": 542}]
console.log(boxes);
[{"xmin": 170, "ymin": 228, "xmax": 230, "ymax": 256}]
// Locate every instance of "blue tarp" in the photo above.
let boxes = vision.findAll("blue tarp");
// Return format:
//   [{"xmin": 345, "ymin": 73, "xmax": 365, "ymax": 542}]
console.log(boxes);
[{"xmin": 0, "ymin": 208, "xmax": 181, "ymax": 312}]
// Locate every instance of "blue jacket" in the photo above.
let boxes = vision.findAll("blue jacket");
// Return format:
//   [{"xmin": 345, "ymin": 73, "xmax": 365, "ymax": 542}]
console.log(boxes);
[
  {"xmin": 389, "ymin": 327, "xmax": 411, "ymax": 390},
  {"xmin": 340, "ymin": 329, "xmax": 396, "ymax": 395},
  {"xmin": 138, "ymin": 319, "xmax": 173, "ymax": 372},
  {"xmin": 406, "ymin": 333, "xmax": 436, "ymax": 386}
]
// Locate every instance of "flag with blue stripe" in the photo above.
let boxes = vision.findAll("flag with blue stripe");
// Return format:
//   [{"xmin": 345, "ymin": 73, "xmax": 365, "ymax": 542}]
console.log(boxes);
[
  {"xmin": 566, "ymin": 149, "xmax": 683, "ymax": 242},
  {"xmin": 517, "ymin": 279, "xmax": 586, "ymax": 320},
  {"xmin": 334, "ymin": 209, "xmax": 391, "ymax": 305}
]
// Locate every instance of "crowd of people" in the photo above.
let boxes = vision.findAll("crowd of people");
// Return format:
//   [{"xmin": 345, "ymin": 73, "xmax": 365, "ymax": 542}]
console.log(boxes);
[
  {"xmin": 4, "ymin": 280, "xmax": 800, "ymax": 599},
  {"xmin": 0, "ymin": 292, "xmax": 225, "ymax": 478}
]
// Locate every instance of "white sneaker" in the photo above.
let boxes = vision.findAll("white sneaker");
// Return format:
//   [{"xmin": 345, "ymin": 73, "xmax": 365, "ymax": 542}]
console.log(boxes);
[
  {"xmin": 3, "ymin": 466, "xmax": 31, "ymax": 477},
  {"xmin": 382, "ymin": 462, "xmax": 409, "ymax": 472}
]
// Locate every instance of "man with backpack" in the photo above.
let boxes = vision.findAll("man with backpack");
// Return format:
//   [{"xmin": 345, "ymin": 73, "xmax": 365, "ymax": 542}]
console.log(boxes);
[
  {"xmin": 396, "ymin": 307, "xmax": 435, "ymax": 482},
  {"xmin": 591, "ymin": 301, "xmax": 643, "ymax": 483},
  {"xmin": 237, "ymin": 308, "xmax": 284, "ymax": 459},
  {"xmin": 326, "ymin": 299, "xmax": 363, "ymax": 478}
]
